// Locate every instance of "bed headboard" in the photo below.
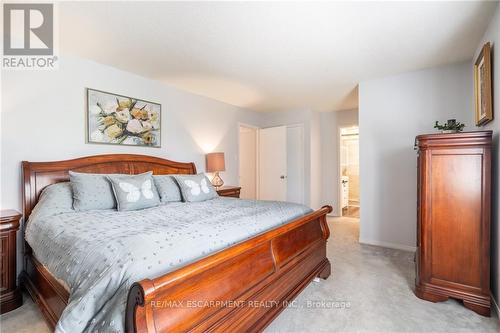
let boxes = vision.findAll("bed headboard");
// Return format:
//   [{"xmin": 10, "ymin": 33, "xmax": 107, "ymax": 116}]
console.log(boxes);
[{"xmin": 22, "ymin": 154, "xmax": 197, "ymax": 219}]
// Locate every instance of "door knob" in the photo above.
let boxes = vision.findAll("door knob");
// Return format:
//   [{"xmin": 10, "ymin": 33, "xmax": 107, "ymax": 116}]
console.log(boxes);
[{"xmin": 280, "ymin": 175, "xmax": 286, "ymax": 179}]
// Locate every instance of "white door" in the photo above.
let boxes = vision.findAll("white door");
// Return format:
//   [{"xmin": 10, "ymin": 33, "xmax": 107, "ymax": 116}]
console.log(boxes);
[
  {"xmin": 239, "ymin": 125, "xmax": 257, "ymax": 199},
  {"xmin": 259, "ymin": 126, "xmax": 287, "ymax": 201},
  {"xmin": 286, "ymin": 125, "xmax": 304, "ymax": 204}
]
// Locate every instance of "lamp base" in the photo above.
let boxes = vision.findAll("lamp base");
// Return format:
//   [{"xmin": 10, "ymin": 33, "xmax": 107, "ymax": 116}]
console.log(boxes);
[{"xmin": 211, "ymin": 171, "xmax": 224, "ymax": 189}]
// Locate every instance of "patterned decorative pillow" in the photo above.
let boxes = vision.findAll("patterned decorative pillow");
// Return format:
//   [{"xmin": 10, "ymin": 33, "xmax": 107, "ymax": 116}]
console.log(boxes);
[
  {"xmin": 153, "ymin": 175, "xmax": 182, "ymax": 203},
  {"xmin": 69, "ymin": 171, "xmax": 117, "ymax": 211},
  {"xmin": 30, "ymin": 182, "xmax": 74, "ymax": 219},
  {"xmin": 107, "ymin": 172, "xmax": 160, "ymax": 211},
  {"xmin": 173, "ymin": 174, "xmax": 218, "ymax": 202}
]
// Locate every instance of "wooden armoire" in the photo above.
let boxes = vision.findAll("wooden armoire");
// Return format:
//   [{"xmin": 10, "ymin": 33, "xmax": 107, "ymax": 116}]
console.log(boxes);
[{"xmin": 415, "ymin": 131, "xmax": 492, "ymax": 316}]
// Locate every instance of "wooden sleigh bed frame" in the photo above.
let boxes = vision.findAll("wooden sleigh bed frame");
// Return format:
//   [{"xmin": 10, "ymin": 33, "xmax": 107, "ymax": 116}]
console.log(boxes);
[{"xmin": 20, "ymin": 154, "xmax": 332, "ymax": 332}]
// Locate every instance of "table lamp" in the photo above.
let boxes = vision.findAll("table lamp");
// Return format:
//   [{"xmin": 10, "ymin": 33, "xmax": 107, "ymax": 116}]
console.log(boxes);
[{"xmin": 206, "ymin": 152, "xmax": 225, "ymax": 188}]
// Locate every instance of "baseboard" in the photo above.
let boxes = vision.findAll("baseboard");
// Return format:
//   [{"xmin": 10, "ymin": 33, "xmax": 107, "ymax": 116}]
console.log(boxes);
[
  {"xmin": 492, "ymin": 293, "xmax": 500, "ymax": 318},
  {"xmin": 328, "ymin": 213, "xmax": 360, "ymax": 218},
  {"xmin": 359, "ymin": 238, "xmax": 416, "ymax": 252}
]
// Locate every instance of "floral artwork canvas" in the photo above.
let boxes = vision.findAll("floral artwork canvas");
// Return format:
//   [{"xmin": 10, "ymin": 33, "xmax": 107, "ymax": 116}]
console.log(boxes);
[{"xmin": 87, "ymin": 89, "xmax": 161, "ymax": 147}]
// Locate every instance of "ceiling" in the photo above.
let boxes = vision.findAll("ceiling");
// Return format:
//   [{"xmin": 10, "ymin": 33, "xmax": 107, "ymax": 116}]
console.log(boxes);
[{"xmin": 60, "ymin": 1, "xmax": 497, "ymax": 112}]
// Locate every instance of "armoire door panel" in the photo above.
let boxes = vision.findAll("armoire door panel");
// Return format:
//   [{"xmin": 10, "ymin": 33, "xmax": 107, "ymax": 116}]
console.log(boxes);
[{"xmin": 430, "ymin": 154, "xmax": 482, "ymax": 287}]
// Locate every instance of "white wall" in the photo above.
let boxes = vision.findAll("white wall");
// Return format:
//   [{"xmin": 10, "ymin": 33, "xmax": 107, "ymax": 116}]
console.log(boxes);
[
  {"xmin": 358, "ymin": 61, "xmax": 473, "ymax": 250},
  {"xmin": 309, "ymin": 112, "xmax": 322, "ymax": 210},
  {"xmin": 320, "ymin": 109, "xmax": 358, "ymax": 215},
  {"xmin": 1, "ymin": 56, "xmax": 261, "ymax": 210},
  {"xmin": 238, "ymin": 126, "xmax": 258, "ymax": 199},
  {"xmin": 473, "ymin": 3, "xmax": 500, "ymax": 313}
]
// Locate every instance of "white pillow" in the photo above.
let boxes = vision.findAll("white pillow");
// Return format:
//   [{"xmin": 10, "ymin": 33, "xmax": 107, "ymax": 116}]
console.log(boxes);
[
  {"xmin": 173, "ymin": 174, "xmax": 218, "ymax": 202},
  {"xmin": 107, "ymin": 172, "xmax": 161, "ymax": 211}
]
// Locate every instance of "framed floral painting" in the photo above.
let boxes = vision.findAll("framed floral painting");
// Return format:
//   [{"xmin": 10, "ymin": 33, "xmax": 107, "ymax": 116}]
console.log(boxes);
[
  {"xmin": 86, "ymin": 89, "xmax": 161, "ymax": 147},
  {"xmin": 474, "ymin": 42, "xmax": 493, "ymax": 126}
]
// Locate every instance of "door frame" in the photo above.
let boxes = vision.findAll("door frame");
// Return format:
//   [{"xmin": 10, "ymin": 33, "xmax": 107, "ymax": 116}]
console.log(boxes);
[
  {"xmin": 337, "ymin": 127, "xmax": 344, "ymax": 216},
  {"xmin": 237, "ymin": 122, "xmax": 260, "ymax": 199},
  {"xmin": 338, "ymin": 126, "xmax": 359, "ymax": 216}
]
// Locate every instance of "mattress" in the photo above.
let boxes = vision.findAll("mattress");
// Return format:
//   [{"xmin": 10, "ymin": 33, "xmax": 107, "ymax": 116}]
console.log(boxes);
[{"xmin": 26, "ymin": 197, "xmax": 312, "ymax": 333}]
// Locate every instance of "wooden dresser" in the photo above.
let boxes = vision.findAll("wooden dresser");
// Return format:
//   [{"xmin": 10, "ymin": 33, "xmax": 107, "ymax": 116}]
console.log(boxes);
[
  {"xmin": 0, "ymin": 210, "xmax": 23, "ymax": 314},
  {"xmin": 216, "ymin": 186, "xmax": 241, "ymax": 198},
  {"xmin": 415, "ymin": 131, "xmax": 492, "ymax": 316}
]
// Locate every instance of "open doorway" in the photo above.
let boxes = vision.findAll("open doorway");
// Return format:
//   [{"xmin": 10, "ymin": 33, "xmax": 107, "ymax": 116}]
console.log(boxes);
[
  {"xmin": 239, "ymin": 124, "xmax": 258, "ymax": 199},
  {"xmin": 339, "ymin": 126, "xmax": 359, "ymax": 218}
]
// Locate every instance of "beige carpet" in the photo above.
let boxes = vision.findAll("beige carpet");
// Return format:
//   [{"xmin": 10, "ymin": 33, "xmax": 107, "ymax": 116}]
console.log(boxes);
[{"xmin": 1, "ymin": 217, "xmax": 499, "ymax": 332}]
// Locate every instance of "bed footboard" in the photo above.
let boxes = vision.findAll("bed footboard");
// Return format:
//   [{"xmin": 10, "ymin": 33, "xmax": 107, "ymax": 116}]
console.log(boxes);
[{"xmin": 126, "ymin": 205, "xmax": 332, "ymax": 333}]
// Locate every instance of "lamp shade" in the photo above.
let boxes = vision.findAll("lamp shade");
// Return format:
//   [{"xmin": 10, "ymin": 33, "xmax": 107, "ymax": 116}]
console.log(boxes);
[{"xmin": 206, "ymin": 152, "xmax": 225, "ymax": 172}]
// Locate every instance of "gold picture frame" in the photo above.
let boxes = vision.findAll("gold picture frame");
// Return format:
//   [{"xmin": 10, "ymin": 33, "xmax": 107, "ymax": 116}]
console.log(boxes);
[{"xmin": 474, "ymin": 42, "xmax": 493, "ymax": 126}]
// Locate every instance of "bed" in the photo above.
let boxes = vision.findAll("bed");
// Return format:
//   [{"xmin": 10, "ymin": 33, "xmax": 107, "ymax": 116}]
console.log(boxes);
[{"xmin": 20, "ymin": 154, "xmax": 332, "ymax": 332}]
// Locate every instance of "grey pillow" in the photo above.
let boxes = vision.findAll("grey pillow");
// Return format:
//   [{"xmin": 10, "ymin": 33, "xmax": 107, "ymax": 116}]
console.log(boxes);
[
  {"xmin": 153, "ymin": 175, "xmax": 182, "ymax": 203},
  {"xmin": 69, "ymin": 171, "xmax": 116, "ymax": 211},
  {"xmin": 107, "ymin": 172, "xmax": 160, "ymax": 211},
  {"xmin": 30, "ymin": 182, "xmax": 74, "ymax": 219},
  {"xmin": 173, "ymin": 174, "xmax": 218, "ymax": 202}
]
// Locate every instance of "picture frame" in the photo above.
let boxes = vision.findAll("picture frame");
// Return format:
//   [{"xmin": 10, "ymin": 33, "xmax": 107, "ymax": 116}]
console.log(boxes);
[
  {"xmin": 474, "ymin": 42, "xmax": 493, "ymax": 126},
  {"xmin": 86, "ymin": 88, "xmax": 161, "ymax": 147}
]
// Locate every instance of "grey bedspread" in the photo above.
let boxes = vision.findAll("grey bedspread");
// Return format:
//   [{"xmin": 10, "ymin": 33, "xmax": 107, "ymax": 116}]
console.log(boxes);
[{"xmin": 26, "ymin": 197, "xmax": 312, "ymax": 333}]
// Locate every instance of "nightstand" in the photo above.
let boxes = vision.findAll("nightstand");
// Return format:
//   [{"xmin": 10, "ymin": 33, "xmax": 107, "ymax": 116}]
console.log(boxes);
[
  {"xmin": 0, "ymin": 210, "xmax": 22, "ymax": 314},
  {"xmin": 216, "ymin": 186, "xmax": 241, "ymax": 198}
]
